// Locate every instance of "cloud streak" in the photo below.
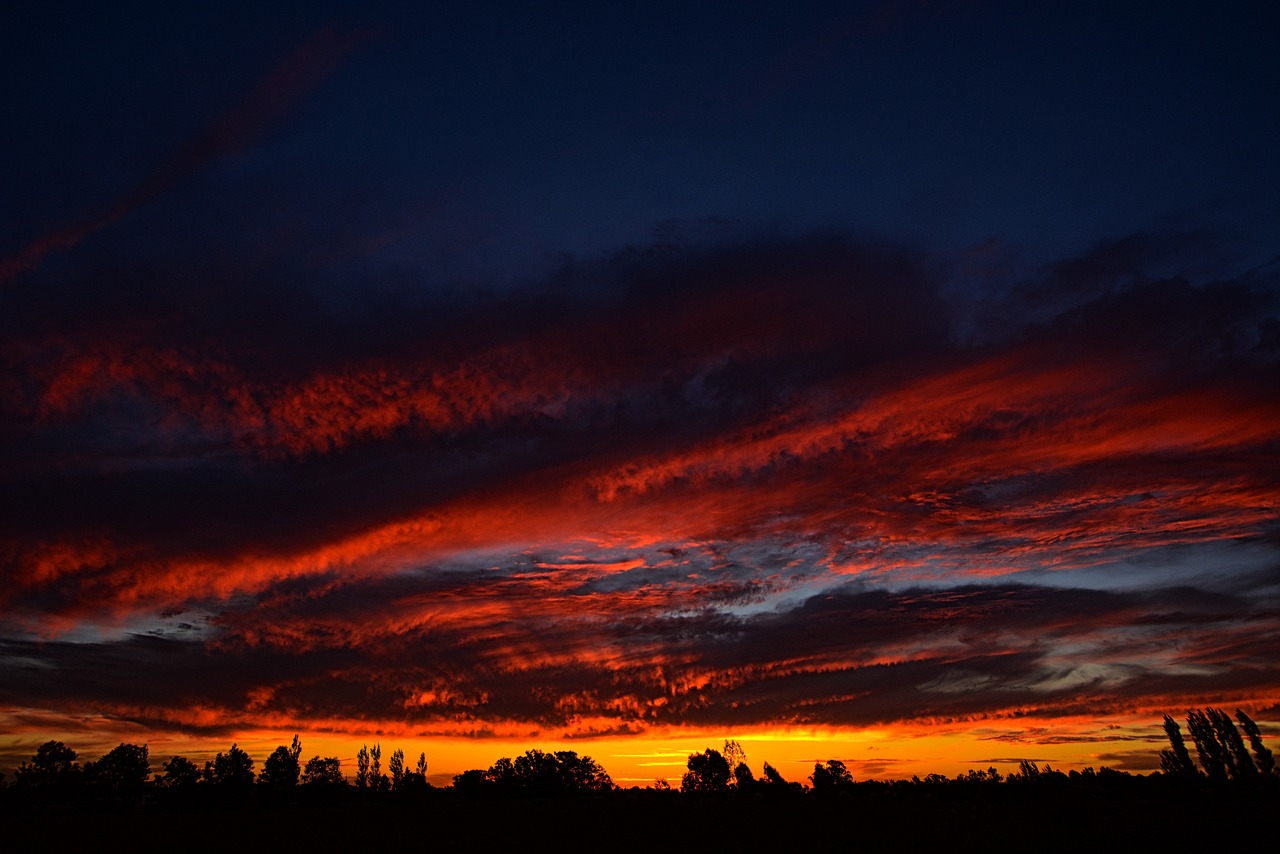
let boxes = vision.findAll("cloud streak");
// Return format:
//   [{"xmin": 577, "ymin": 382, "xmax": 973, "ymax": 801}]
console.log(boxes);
[{"xmin": 1, "ymin": 227, "xmax": 1277, "ymax": 760}]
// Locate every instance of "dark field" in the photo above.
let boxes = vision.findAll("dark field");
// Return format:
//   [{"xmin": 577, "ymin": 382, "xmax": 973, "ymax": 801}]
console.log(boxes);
[{"xmin": 4, "ymin": 784, "xmax": 1273, "ymax": 853}]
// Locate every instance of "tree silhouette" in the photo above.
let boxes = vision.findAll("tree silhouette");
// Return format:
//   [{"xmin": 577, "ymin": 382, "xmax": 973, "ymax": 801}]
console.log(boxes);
[
  {"xmin": 723, "ymin": 740, "xmax": 747, "ymax": 777},
  {"xmin": 389, "ymin": 748, "xmax": 405, "ymax": 790},
  {"xmin": 301, "ymin": 755, "xmax": 344, "ymax": 788},
  {"xmin": 1186, "ymin": 709, "xmax": 1229, "ymax": 782},
  {"xmin": 85, "ymin": 743, "xmax": 150, "ymax": 799},
  {"xmin": 451, "ymin": 768, "xmax": 487, "ymax": 793},
  {"xmin": 356, "ymin": 744, "xmax": 369, "ymax": 788},
  {"xmin": 157, "ymin": 755, "xmax": 201, "ymax": 790},
  {"xmin": 955, "ymin": 767, "xmax": 1002, "ymax": 784},
  {"xmin": 681, "ymin": 748, "xmax": 731, "ymax": 793},
  {"xmin": 482, "ymin": 749, "xmax": 613, "ymax": 796},
  {"xmin": 14, "ymin": 741, "xmax": 81, "ymax": 794},
  {"xmin": 758, "ymin": 761, "xmax": 802, "ymax": 795},
  {"xmin": 390, "ymin": 751, "xmax": 430, "ymax": 792},
  {"xmin": 260, "ymin": 735, "xmax": 303, "ymax": 789},
  {"xmin": 1182, "ymin": 708, "xmax": 1266, "ymax": 781},
  {"xmin": 1235, "ymin": 710, "xmax": 1275, "ymax": 775},
  {"xmin": 1159, "ymin": 713, "xmax": 1198, "ymax": 778},
  {"xmin": 1207, "ymin": 708, "xmax": 1256, "ymax": 778},
  {"xmin": 810, "ymin": 759, "xmax": 855, "ymax": 792},
  {"xmin": 205, "ymin": 743, "xmax": 255, "ymax": 789},
  {"xmin": 355, "ymin": 742, "xmax": 388, "ymax": 791}
]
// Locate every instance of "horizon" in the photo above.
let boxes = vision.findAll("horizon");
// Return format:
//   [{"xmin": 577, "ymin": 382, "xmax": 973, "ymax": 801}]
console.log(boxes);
[
  {"xmin": 0, "ymin": 708, "xmax": 1258, "ymax": 788},
  {"xmin": 3, "ymin": 2, "xmax": 1278, "ymax": 786}
]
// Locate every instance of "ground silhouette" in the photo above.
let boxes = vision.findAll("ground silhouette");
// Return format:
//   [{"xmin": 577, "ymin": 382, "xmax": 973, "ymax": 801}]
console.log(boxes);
[{"xmin": 2, "ymin": 710, "xmax": 1275, "ymax": 852}]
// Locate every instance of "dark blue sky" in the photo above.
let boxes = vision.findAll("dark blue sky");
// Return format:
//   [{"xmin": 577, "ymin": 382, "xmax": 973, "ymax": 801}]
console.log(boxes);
[{"xmin": 6, "ymin": 1, "xmax": 1277, "ymax": 286}]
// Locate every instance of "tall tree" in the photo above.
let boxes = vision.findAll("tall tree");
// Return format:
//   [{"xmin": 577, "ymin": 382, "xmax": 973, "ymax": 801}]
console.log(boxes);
[
  {"xmin": 723, "ymin": 741, "xmax": 747, "ymax": 778},
  {"xmin": 389, "ymin": 748, "xmax": 405, "ymax": 790},
  {"xmin": 1159, "ymin": 714, "xmax": 1198, "ymax": 778},
  {"xmin": 1207, "ymin": 708, "xmax": 1256, "ymax": 778},
  {"xmin": 1187, "ymin": 709, "xmax": 1229, "ymax": 782},
  {"xmin": 370, "ymin": 743, "xmax": 384, "ymax": 791},
  {"xmin": 355, "ymin": 744, "xmax": 371, "ymax": 789},
  {"xmin": 1235, "ymin": 710, "xmax": 1275, "ymax": 776}
]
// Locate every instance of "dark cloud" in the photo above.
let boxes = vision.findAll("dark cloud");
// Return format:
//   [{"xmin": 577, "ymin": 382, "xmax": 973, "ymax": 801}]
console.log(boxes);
[
  {"xmin": 4, "ymin": 574, "xmax": 1276, "ymax": 743},
  {"xmin": 2, "ymin": 224, "xmax": 1278, "ymax": 758}
]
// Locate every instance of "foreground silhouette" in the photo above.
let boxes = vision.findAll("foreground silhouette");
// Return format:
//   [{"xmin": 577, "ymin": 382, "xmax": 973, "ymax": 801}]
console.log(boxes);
[{"xmin": 2, "ymin": 711, "xmax": 1276, "ymax": 852}]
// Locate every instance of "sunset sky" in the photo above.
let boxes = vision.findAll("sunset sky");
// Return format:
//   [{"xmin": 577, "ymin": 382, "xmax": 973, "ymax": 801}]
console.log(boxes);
[{"xmin": 3, "ymin": 1, "xmax": 1278, "ymax": 786}]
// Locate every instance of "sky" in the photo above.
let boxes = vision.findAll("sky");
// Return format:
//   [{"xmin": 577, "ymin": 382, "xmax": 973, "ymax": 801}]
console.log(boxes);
[{"xmin": 2, "ymin": 1, "xmax": 1278, "ymax": 786}]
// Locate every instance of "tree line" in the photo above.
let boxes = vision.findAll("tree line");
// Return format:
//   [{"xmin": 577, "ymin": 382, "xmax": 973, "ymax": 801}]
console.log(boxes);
[{"xmin": 2, "ymin": 707, "xmax": 1274, "ymax": 809}]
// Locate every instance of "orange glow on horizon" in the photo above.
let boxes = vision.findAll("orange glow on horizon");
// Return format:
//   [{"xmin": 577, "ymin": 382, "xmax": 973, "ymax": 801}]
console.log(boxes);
[{"xmin": 5, "ymin": 709, "xmax": 1279, "ymax": 787}]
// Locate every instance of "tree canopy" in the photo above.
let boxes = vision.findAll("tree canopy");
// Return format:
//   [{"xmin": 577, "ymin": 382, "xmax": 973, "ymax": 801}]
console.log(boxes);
[
  {"xmin": 681, "ymin": 748, "xmax": 731, "ymax": 793},
  {"xmin": 480, "ymin": 749, "xmax": 614, "ymax": 796}
]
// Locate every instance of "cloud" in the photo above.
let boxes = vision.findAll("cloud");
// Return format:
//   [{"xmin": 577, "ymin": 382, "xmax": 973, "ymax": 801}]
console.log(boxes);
[
  {"xmin": 1, "ymin": 227, "xmax": 1278, "ymax": 746},
  {"xmin": 3, "ymin": 573, "xmax": 1276, "ymax": 743}
]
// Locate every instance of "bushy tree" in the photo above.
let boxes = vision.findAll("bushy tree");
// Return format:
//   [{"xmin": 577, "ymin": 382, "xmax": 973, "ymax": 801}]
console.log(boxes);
[
  {"xmin": 301, "ymin": 756, "xmax": 345, "ymax": 788},
  {"xmin": 810, "ymin": 759, "xmax": 855, "ymax": 792},
  {"xmin": 681, "ymin": 748, "xmax": 731, "ymax": 793},
  {"xmin": 483, "ymin": 749, "xmax": 613, "ymax": 796},
  {"xmin": 85, "ymin": 743, "xmax": 150, "ymax": 797},
  {"xmin": 259, "ymin": 735, "xmax": 302, "ymax": 789},
  {"xmin": 15, "ymin": 741, "xmax": 81, "ymax": 792},
  {"xmin": 205, "ymin": 743, "xmax": 255, "ymax": 789},
  {"xmin": 451, "ymin": 768, "xmax": 488, "ymax": 793},
  {"xmin": 157, "ymin": 755, "xmax": 201, "ymax": 789}
]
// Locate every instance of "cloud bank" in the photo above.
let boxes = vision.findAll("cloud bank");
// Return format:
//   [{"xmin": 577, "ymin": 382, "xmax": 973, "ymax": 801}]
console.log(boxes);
[{"xmin": 2, "ymin": 226, "xmax": 1278, "ymax": 751}]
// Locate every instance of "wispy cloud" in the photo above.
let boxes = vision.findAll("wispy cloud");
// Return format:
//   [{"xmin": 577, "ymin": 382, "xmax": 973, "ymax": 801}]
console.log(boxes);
[{"xmin": 1, "ymin": 229, "xmax": 1277, "ymax": 746}]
